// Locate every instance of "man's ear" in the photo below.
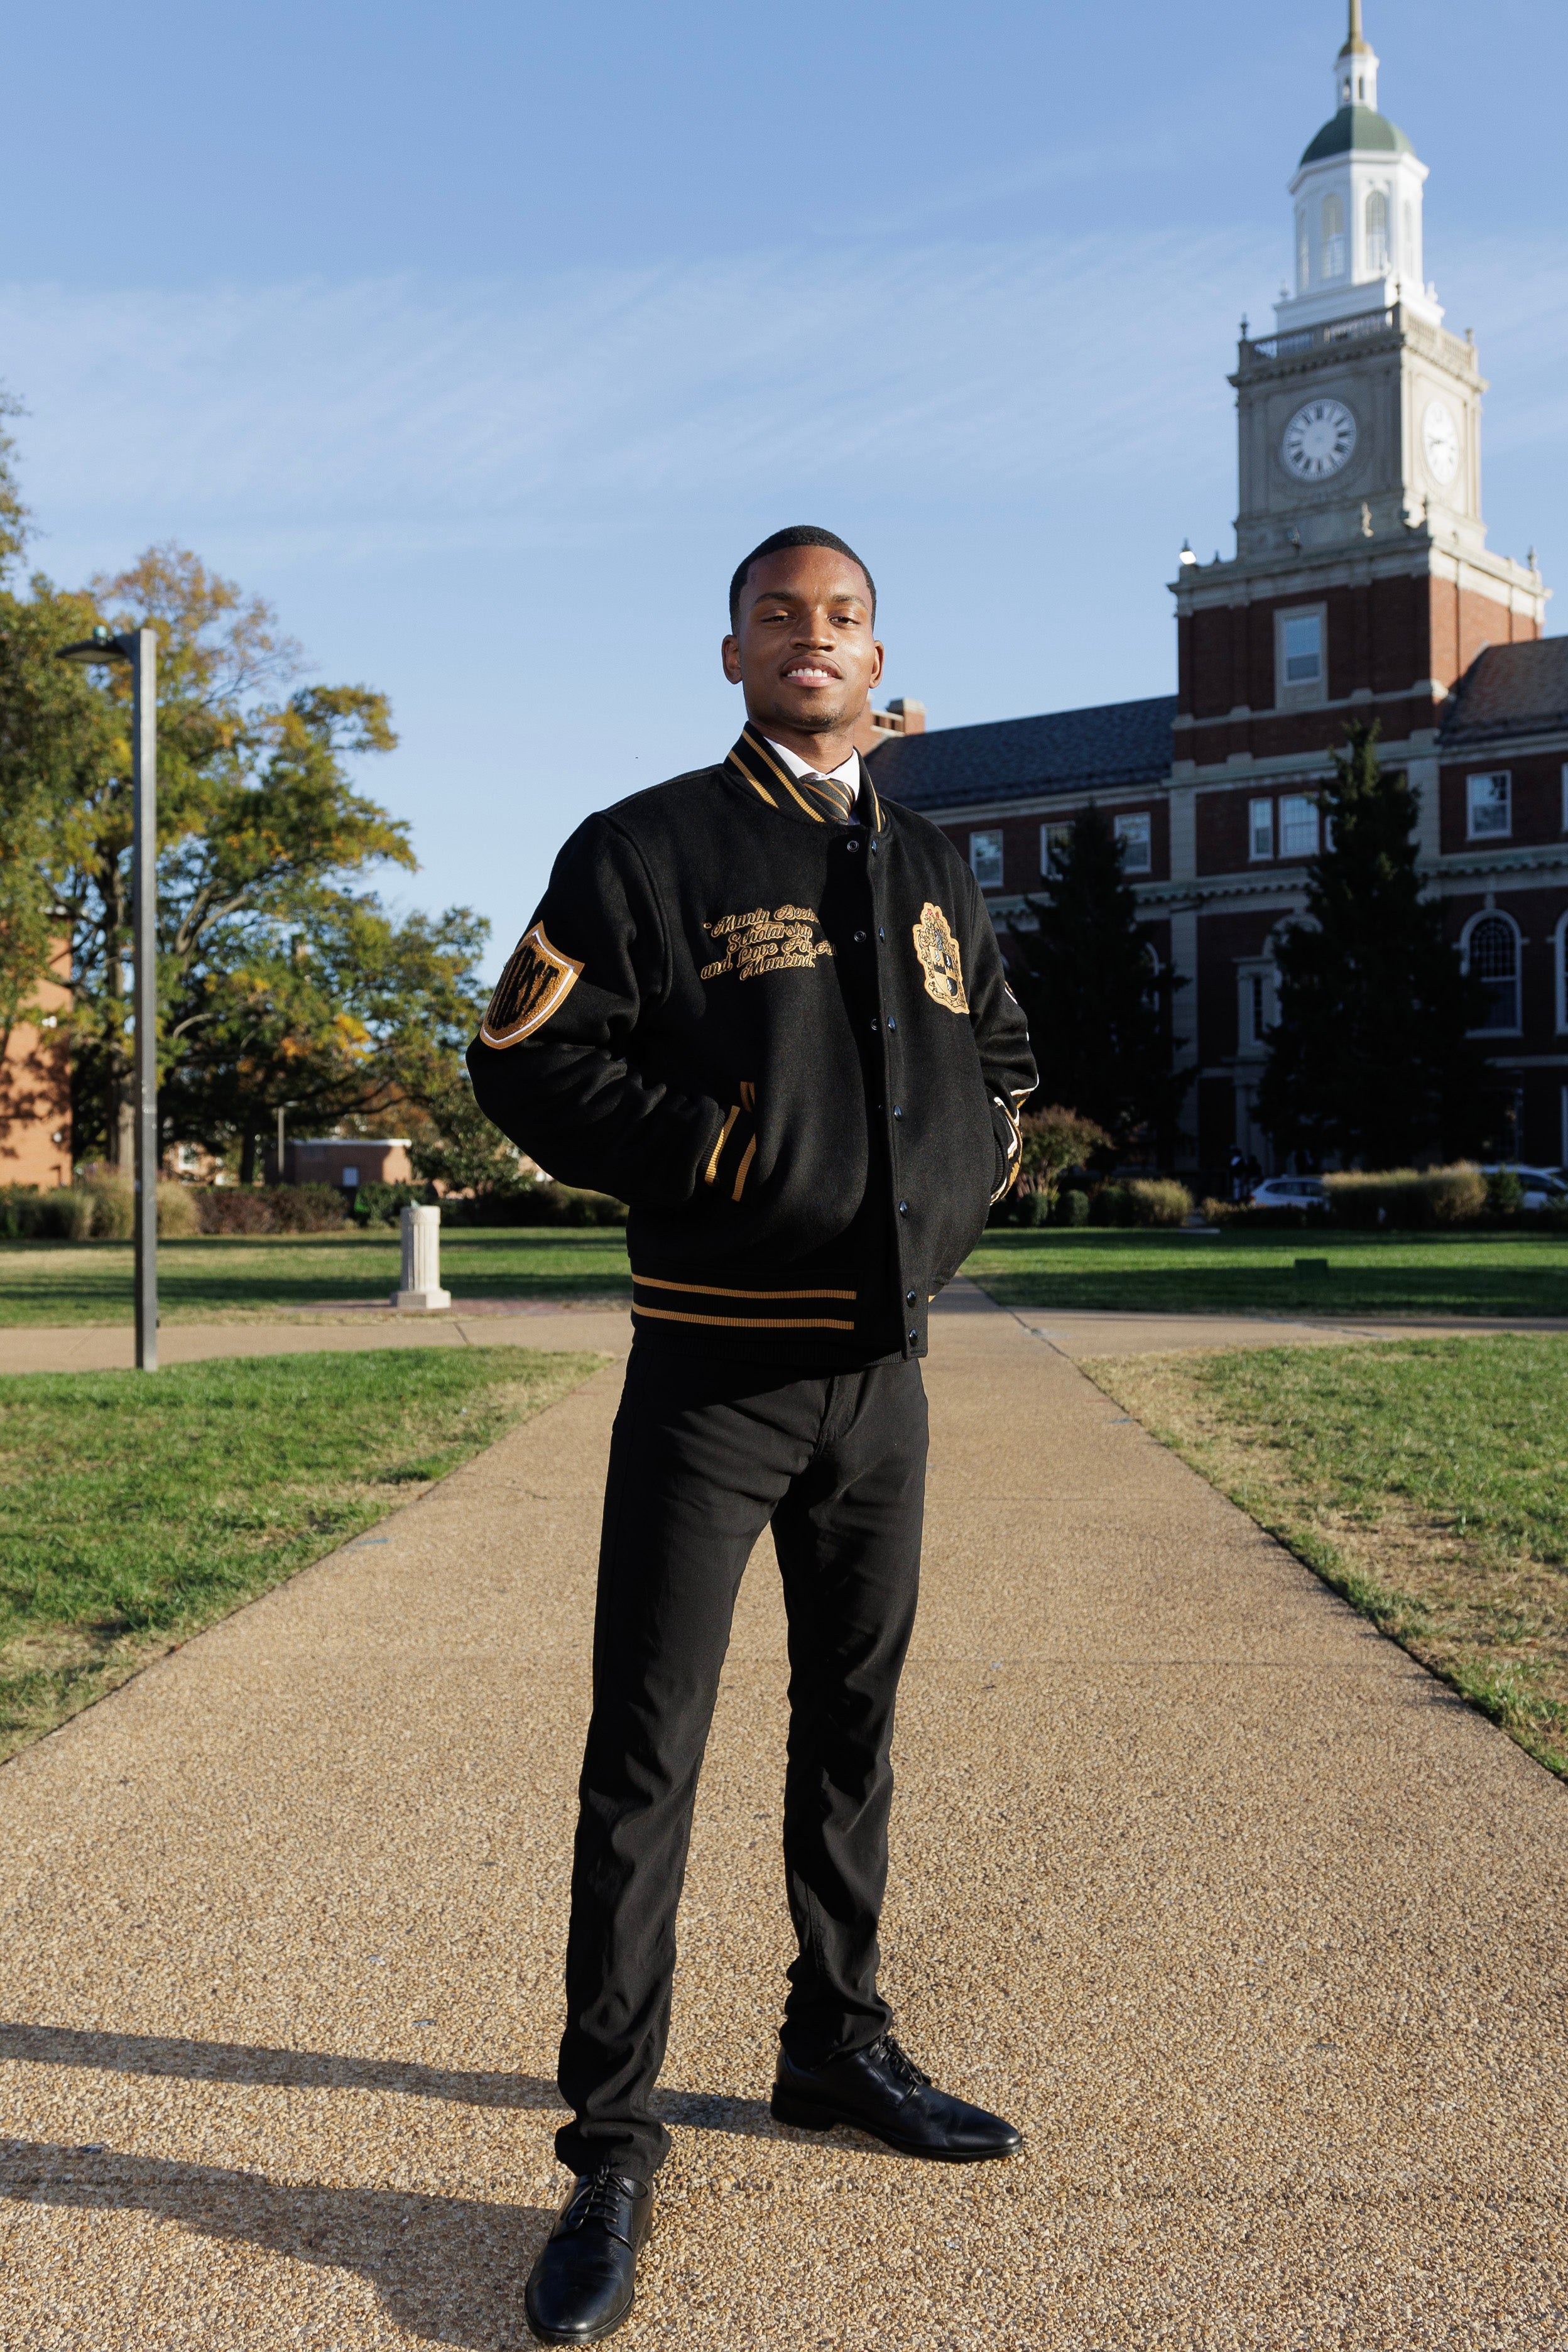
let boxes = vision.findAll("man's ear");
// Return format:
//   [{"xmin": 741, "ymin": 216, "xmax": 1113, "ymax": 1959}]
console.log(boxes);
[
  {"xmin": 869, "ymin": 637, "xmax": 886, "ymax": 689},
  {"xmin": 721, "ymin": 633, "xmax": 743, "ymax": 685}
]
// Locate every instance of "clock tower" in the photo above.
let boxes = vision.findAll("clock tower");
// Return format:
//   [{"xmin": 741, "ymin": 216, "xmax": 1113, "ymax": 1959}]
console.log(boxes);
[
  {"xmin": 1173, "ymin": 0, "xmax": 1544, "ymax": 794},
  {"xmin": 1167, "ymin": 0, "xmax": 1549, "ymax": 1172}
]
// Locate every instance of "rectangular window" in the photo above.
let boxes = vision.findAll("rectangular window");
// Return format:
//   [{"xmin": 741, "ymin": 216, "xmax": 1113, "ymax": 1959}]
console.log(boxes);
[
  {"xmin": 341, "ymin": 1165, "xmax": 360, "ymax": 1189},
  {"xmin": 969, "ymin": 829, "xmax": 1004, "ymax": 889},
  {"xmin": 1466, "ymin": 773, "xmax": 1511, "ymax": 839},
  {"xmin": 1040, "ymin": 820, "xmax": 1074, "ymax": 876},
  {"xmin": 1249, "ymin": 973, "xmax": 1266, "ymax": 1047},
  {"xmin": 1113, "ymin": 811, "xmax": 1152, "ymax": 874},
  {"xmin": 1282, "ymin": 614, "xmax": 1322, "ymax": 685},
  {"xmin": 1249, "ymin": 799, "xmax": 1275, "ymax": 861},
  {"xmin": 1278, "ymin": 794, "xmax": 1319, "ymax": 859},
  {"xmin": 1561, "ymin": 763, "xmax": 1568, "ymax": 832}
]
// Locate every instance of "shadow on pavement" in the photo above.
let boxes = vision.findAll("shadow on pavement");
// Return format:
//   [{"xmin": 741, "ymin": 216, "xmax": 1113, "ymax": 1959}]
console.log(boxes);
[
  {"xmin": 0, "ymin": 2018, "xmax": 784, "ymax": 2140},
  {"xmin": 0, "ymin": 2136, "xmax": 549, "ymax": 2349}
]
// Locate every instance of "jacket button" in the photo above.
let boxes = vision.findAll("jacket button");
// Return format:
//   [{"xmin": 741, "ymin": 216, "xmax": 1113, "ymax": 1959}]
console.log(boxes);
[
  {"xmin": 908, "ymin": 1328, "xmax": 918, "ymax": 1343},
  {"xmin": 846, "ymin": 839, "xmax": 859, "ymax": 853},
  {"xmin": 898, "ymin": 1200, "xmax": 909, "ymax": 1215},
  {"xmin": 869, "ymin": 1018, "xmax": 879, "ymax": 1033},
  {"xmin": 905, "ymin": 1290, "xmax": 917, "ymax": 1305},
  {"xmin": 854, "ymin": 929, "xmax": 867, "ymax": 944},
  {"xmin": 886, "ymin": 1016, "xmax": 896, "ymax": 1031},
  {"xmin": 870, "ymin": 842, "xmax": 879, "ymax": 855},
  {"xmin": 892, "ymin": 1104, "xmax": 903, "ymax": 1119}
]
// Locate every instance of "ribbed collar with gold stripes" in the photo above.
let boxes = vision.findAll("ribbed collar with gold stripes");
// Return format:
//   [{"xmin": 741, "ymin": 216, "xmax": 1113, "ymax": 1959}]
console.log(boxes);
[{"xmin": 725, "ymin": 724, "xmax": 884, "ymax": 833}]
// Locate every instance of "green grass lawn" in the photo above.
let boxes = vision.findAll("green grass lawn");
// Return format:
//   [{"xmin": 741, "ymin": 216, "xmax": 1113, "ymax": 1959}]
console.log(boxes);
[
  {"xmin": 1092, "ymin": 1333, "xmax": 1568, "ymax": 1780},
  {"xmin": 0, "ymin": 1345, "xmax": 602, "ymax": 1760},
  {"xmin": 0, "ymin": 1227, "xmax": 633, "ymax": 1326},
  {"xmin": 966, "ymin": 1228, "xmax": 1568, "ymax": 1318}
]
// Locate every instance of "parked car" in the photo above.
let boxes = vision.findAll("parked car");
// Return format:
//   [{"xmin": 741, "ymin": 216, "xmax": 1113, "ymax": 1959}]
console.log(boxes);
[
  {"xmin": 1247, "ymin": 1177, "xmax": 1331, "ymax": 1209},
  {"xmin": 1480, "ymin": 1165, "xmax": 1568, "ymax": 1211}
]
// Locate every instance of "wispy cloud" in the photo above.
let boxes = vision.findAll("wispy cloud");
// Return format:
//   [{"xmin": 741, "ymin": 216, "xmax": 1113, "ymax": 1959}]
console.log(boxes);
[{"xmin": 1, "ymin": 227, "xmax": 1279, "ymax": 573}]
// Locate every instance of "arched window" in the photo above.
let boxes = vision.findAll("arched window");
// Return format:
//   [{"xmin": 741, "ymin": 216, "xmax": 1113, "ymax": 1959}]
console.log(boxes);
[
  {"xmin": 1403, "ymin": 202, "xmax": 1417, "ymax": 280},
  {"xmin": 1296, "ymin": 205, "xmax": 1309, "ymax": 295},
  {"xmin": 1464, "ymin": 912, "xmax": 1521, "ymax": 1032},
  {"xmin": 1321, "ymin": 192, "xmax": 1346, "ymax": 281},
  {"xmin": 1364, "ymin": 189, "xmax": 1389, "ymax": 275},
  {"xmin": 1554, "ymin": 910, "xmax": 1568, "ymax": 1035}
]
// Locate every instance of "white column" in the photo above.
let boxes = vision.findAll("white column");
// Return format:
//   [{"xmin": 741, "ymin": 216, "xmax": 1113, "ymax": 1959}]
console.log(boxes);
[{"xmin": 392, "ymin": 1204, "xmax": 452, "ymax": 1312}]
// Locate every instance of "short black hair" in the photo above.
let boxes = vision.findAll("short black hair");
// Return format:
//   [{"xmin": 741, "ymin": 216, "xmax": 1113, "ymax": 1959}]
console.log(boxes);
[{"xmin": 728, "ymin": 525, "xmax": 876, "ymax": 630}]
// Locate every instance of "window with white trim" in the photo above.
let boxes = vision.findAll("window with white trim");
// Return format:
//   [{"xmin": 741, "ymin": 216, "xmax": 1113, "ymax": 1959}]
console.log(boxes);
[
  {"xmin": 1295, "ymin": 205, "xmax": 1309, "ymax": 295},
  {"xmin": 1040, "ymin": 820, "xmax": 1074, "ymax": 876},
  {"xmin": 1560, "ymin": 762, "xmax": 1568, "ymax": 833},
  {"xmin": 1321, "ymin": 191, "xmax": 1346, "ymax": 280},
  {"xmin": 1364, "ymin": 188, "xmax": 1389, "ymax": 275},
  {"xmin": 1467, "ymin": 772, "xmax": 1511, "ymax": 839},
  {"xmin": 1464, "ymin": 912, "xmax": 1520, "ymax": 1032},
  {"xmin": 969, "ymin": 829, "xmax": 1004, "ymax": 889},
  {"xmin": 1282, "ymin": 612, "xmax": 1322, "ymax": 686},
  {"xmin": 1555, "ymin": 910, "xmax": 1568, "ymax": 1036},
  {"xmin": 1278, "ymin": 795, "xmax": 1319, "ymax": 860},
  {"xmin": 1114, "ymin": 811, "xmax": 1152, "ymax": 874},
  {"xmin": 1249, "ymin": 799, "xmax": 1275, "ymax": 861}
]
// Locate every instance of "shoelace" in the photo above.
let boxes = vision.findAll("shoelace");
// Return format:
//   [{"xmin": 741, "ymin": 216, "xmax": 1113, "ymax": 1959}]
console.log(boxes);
[
  {"xmin": 564, "ymin": 2165, "xmax": 631, "ymax": 2232},
  {"xmin": 874, "ymin": 2034, "xmax": 932, "ymax": 2093}
]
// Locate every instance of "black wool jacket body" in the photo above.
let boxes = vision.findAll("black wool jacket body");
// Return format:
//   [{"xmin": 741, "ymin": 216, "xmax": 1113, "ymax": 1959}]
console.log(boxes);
[{"xmin": 467, "ymin": 727, "xmax": 1038, "ymax": 1364}]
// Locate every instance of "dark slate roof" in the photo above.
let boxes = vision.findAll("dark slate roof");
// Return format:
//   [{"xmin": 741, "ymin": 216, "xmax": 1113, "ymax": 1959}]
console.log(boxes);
[
  {"xmin": 1300, "ymin": 103, "xmax": 1413, "ymax": 165},
  {"xmin": 867, "ymin": 693, "xmax": 1177, "ymax": 813},
  {"xmin": 1440, "ymin": 639, "xmax": 1568, "ymax": 744}
]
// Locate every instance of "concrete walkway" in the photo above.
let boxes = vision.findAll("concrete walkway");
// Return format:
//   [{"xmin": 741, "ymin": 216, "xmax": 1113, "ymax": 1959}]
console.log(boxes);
[
  {"xmin": 0, "ymin": 1290, "xmax": 1564, "ymax": 2346},
  {"xmin": 3, "ymin": 1294, "xmax": 1564, "ymax": 1374}
]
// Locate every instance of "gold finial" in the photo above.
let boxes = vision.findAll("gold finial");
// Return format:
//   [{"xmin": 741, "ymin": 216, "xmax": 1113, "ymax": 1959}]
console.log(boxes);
[{"xmin": 1340, "ymin": 0, "xmax": 1371, "ymax": 55}]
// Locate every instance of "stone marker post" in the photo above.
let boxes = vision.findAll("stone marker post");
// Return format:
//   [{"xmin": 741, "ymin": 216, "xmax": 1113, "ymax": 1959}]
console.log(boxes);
[{"xmin": 392, "ymin": 1204, "xmax": 452, "ymax": 1312}]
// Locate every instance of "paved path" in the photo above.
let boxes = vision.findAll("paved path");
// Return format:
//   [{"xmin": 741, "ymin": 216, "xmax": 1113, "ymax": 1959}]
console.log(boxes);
[
  {"xmin": 3, "ymin": 1295, "xmax": 1564, "ymax": 1374},
  {"xmin": 1, "ymin": 1292, "xmax": 1564, "ymax": 2347}
]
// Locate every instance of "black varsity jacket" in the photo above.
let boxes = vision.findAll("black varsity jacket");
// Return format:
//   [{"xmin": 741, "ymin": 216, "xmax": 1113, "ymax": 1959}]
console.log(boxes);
[{"xmin": 467, "ymin": 725, "xmax": 1037, "ymax": 1362}]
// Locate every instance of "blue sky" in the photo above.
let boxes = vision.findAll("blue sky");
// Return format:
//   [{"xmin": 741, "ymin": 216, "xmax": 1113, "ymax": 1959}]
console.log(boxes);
[{"xmin": 6, "ymin": 1, "xmax": 1565, "ymax": 974}]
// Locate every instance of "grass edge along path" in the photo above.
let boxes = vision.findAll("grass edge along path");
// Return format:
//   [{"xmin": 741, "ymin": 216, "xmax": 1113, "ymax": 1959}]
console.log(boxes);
[
  {"xmin": 1084, "ymin": 1332, "xmax": 1568, "ymax": 1783},
  {"xmin": 0, "ymin": 1345, "xmax": 606, "ymax": 1765}
]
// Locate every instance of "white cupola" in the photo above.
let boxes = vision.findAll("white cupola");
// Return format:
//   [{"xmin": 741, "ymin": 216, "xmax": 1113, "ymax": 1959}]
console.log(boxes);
[{"xmin": 1273, "ymin": 1, "xmax": 1440, "ymax": 335}]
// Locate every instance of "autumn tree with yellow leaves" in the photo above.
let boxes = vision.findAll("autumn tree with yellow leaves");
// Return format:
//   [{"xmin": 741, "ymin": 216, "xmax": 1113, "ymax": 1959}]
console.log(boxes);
[{"xmin": 0, "ymin": 411, "xmax": 487, "ymax": 1177}]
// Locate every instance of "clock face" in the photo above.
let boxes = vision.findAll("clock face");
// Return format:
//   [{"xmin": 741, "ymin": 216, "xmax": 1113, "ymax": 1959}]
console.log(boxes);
[
  {"xmin": 1422, "ymin": 397, "xmax": 1460, "ymax": 486},
  {"xmin": 1282, "ymin": 398, "xmax": 1358, "ymax": 481}
]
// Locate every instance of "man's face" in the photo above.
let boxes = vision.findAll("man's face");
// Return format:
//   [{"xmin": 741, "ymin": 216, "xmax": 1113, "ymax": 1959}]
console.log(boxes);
[{"xmin": 721, "ymin": 547, "xmax": 884, "ymax": 738}]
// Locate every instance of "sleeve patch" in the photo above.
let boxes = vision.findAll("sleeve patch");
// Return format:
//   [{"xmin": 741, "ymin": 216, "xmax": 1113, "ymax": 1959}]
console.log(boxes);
[{"xmin": 479, "ymin": 922, "xmax": 585, "ymax": 1048}]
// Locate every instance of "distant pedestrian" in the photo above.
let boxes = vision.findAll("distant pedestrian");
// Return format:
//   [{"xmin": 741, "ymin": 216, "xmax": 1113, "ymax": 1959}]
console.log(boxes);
[
  {"xmin": 1228, "ymin": 1146, "xmax": 1248, "ymax": 1204},
  {"xmin": 470, "ymin": 526, "xmax": 1036, "ymax": 2345}
]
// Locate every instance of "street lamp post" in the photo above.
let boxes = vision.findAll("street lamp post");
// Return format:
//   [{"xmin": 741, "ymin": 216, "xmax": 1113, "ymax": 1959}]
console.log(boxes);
[{"xmin": 59, "ymin": 626, "xmax": 160, "ymax": 1370}]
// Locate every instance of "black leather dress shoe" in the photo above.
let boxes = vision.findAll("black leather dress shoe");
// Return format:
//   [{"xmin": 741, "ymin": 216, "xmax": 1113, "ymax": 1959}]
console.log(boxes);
[
  {"xmin": 525, "ymin": 2167, "xmax": 653, "ymax": 2346},
  {"xmin": 770, "ymin": 2033, "xmax": 1022, "ymax": 2162}
]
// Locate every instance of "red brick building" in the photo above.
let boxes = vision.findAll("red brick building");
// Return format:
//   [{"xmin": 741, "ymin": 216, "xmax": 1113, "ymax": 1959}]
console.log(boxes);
[{"xmin": 868, "ymin": 7, "xmax": 1564, "ymax": 1175}]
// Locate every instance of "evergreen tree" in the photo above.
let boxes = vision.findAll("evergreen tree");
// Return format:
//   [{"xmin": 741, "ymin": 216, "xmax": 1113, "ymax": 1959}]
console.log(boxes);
[
  {"xmin": 1007, "ymin": 805, "xmax": 1189, "ymax": 1153},
  {"xmin": 1256, "ymin": 722, "xmax": 1488, "ymax": 1169}
]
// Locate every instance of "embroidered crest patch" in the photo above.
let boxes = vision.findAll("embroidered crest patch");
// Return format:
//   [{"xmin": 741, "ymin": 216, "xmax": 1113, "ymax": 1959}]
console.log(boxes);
[
  {"xmin": 700, "ymin": 905, "xmax": 834, "ymax": 983},
  {"xmin": 912, "ymin": 902, "xmax": 967, "ymax": 1012},
  {"xmin": 479, "ymin": 922, "xmax": 584, "ymax": 1047}
]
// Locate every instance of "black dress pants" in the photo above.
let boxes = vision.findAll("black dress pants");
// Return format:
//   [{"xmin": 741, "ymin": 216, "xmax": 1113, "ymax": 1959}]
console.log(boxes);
[{"xmin": 554, "ymin": 1339, "xmax": 929, "ymax": 2180}]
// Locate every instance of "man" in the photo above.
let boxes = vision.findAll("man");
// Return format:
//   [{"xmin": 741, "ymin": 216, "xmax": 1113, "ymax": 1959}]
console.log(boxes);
[{"xmin": 469, "ymin": 526, "xmax": 1037, "ymax": 2346}]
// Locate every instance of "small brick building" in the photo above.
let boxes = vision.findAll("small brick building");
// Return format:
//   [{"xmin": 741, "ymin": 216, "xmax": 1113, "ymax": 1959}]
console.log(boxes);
[
  {"xmin": 270, "ymin": 1138, "xmax": 413, "ymax": 1190},
  {"xmin": 869, "ymin": 14, "xmax": 1564, "ymax": 1175}
]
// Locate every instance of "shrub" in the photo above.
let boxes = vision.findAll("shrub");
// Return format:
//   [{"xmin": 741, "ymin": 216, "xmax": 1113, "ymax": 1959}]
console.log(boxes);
[
  {"xmin": 77, "ymin": 1174, "xmax": 135, "ymax": 1240},
  {"xmin": 1089, "ymin": 1182, "xmax": 1133, "ymax": 1228},
  {"xmin": 1326, "ymin": 1165, "xmax": 1488, "ymax": 1231},
  {"xmin": 33, "ymin": 1188, "xmax": 95, "ymax": 1240},
  {"xmin": 351, "ymin": 1179, "xmax": 425, "ymax": 1228},
  {"xmin": 156, "ymin": 1182, "xmax": 200, "ymax": 1238},
  {"xmin": 1055, "ymin": 1187, "xmax": 1091, "ymax": 1227},
  {"xmin": 192, "ymin": 1184, "xmax": 347, "ymax": 1236},
  {"xmin": 1016, "ymin": 1105, "xmax": 1114, "ymax": 1199},
  {"xmin": 1486, "ymin": 1166, "xmax": 1524, "ymax": 1218},
  {"xmin": 1124, "ymin": 1177, "xmax": 1193, "ymax": 1228},
  {"xmin": 439, "ymin": 1182, "xmax": 627, "ymax": 1228}
]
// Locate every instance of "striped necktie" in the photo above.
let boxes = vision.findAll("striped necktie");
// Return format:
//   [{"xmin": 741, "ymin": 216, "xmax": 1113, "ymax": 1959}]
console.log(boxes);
[{"xmin": 796, "ymin": 765, "xmax": 858, "ymax": 824}]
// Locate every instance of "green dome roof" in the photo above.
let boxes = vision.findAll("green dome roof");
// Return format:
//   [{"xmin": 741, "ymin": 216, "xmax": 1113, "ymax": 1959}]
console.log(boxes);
[{"xmin": 1299, "ymin": 103, "xmax": 1413, "ymax": 166}]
